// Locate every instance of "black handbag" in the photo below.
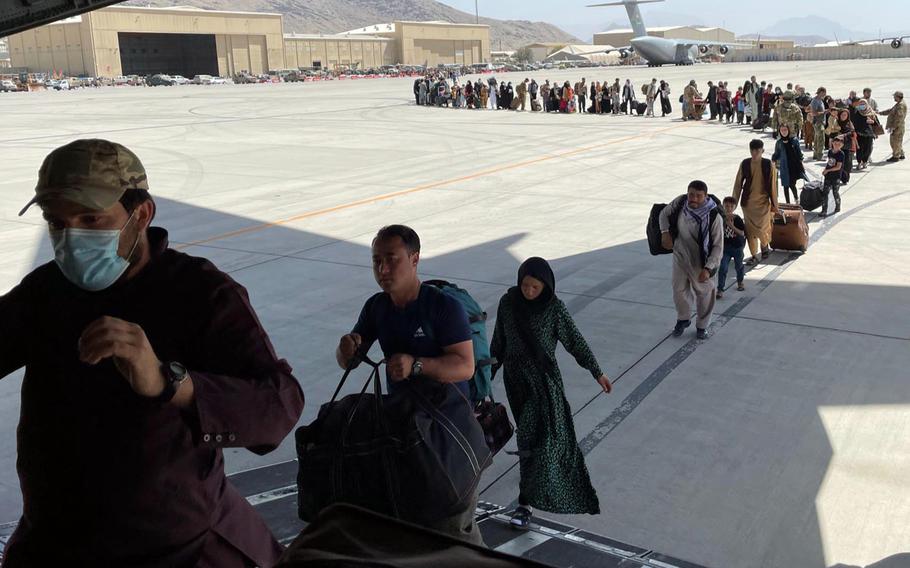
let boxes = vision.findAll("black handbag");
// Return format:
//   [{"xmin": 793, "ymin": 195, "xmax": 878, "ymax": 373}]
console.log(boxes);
[
  {"xmin": 473, "ymin": 394, "xmax": 514, "ymax": 457},
  {"xmin": 296, "ymin": 355, "xmax": 492, "ymax": 524}
]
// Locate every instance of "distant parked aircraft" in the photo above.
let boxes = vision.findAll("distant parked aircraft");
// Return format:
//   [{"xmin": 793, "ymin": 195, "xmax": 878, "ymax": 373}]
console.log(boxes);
[{"xmin": 587, "ymin": 0, "xmax": 740, "ymax": 66}]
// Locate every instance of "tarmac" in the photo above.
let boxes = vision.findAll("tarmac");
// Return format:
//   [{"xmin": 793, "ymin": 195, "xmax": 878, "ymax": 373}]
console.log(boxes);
[{"xmin": 1, "ymin": 59, "xmax": 909, "ymax": 567}]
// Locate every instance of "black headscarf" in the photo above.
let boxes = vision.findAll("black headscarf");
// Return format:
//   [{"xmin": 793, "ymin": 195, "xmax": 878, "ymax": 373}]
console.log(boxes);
[{"xmin": 508, "ymin": 257, "xmax": 555, "ymax": 314}]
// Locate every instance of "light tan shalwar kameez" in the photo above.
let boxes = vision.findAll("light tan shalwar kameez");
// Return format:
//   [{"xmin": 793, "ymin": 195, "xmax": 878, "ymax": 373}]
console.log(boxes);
[{"xmin": 733, "ymin": 160, "xmax": 779, "ymax": 258}]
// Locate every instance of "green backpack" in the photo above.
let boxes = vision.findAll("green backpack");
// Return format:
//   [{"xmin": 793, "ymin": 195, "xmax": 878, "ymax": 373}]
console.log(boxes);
[{"xmin": 422, "ymin": 280, "xmax": 494, "ymax": 402}]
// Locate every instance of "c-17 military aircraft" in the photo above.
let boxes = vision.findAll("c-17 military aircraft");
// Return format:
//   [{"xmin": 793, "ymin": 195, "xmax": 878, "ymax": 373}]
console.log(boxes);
[
  {"xmin": 587, "ymin": 0, "xmax": 741, "ymax": 66},
  {"xmin": 589, "ymin": 0, "xmax": 909, "ymax": 67}
]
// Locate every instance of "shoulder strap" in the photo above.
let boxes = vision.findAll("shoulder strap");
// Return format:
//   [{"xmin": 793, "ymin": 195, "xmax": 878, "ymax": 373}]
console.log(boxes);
[{"xmin": 416, "ymin": 284, "xmax": 442, "ymax": 345}]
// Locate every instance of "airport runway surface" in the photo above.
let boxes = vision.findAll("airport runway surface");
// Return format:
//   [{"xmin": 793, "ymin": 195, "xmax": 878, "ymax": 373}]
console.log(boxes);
[{"xmin": 1, "ymin": 59, "xmax": 909, "ymax": 567}]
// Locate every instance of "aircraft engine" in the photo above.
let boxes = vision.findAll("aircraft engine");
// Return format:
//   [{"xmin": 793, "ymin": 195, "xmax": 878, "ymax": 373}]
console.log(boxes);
[
  {"xmin": 619, "ymin": 49, "xmax": 631, "ymax": 59},
  {"xmin": 891, "ymin": 38, "xmax": 903, "ymax": 49},
  {"xmin": 699, "ymin": 45, "xmax": 709, "ymax": 54},
  {"xmin": 720, "ymin": 45, "xmax": 729, "ymax": 55}
]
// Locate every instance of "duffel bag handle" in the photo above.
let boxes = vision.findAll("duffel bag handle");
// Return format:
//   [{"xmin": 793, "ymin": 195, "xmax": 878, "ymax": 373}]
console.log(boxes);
[
  {"xmin": 330, "ymin": 351, "xmax": 381, "ymax": 404},
  {"xmin": 337, "ymin": 354, "xmax": 392, "ymax": 446}
]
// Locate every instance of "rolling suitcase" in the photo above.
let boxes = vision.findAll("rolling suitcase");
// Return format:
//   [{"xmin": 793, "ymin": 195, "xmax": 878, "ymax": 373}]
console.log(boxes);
[
  {"xmin": 752, "ymin": 113, "xmax": 770, "ymax": 130},
  {"xmin": 636, "ymin": 102, "xmax": 647, "ymax": 115},
  {"xmin": 799, "ymin": 180, "xmax": 824, "ymax": 211},
  {"xmin": 771, "ymin": 204, "xmax": 809, "ymax": 252}
]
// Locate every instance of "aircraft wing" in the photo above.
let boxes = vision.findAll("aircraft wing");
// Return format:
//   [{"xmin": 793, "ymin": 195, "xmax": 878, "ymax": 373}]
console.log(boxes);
[
  {"xmin": 834, "ymin": 35, "xmax": 908, "ymax": 47},
  {"xmin": 668, "ymin": 39, "xmax": 752, "ymax": 49},
  {"xmin": 1, "ymin": 0, "xmax": 125, "ymax": 36}
]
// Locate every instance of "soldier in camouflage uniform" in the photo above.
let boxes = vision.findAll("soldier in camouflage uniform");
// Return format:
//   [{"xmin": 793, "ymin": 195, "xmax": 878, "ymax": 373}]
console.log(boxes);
[
  {"xmin": 771, "ymin": 91, "xmax": 804, "ymax": 140},
  {"xmin": 880, "ymin": 90, "xmax": 907, "ymax": 162}
]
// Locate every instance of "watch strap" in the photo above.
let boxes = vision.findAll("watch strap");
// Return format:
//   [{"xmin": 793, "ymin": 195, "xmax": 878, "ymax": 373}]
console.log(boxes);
[{"xmin": 155, "ymin": 362, "xmax": 187, "ymax": 403}]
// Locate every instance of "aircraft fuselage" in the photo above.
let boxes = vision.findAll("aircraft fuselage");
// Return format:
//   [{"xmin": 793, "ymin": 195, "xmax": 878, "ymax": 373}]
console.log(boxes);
[{"xmin": 630, "ymin": 36, "xmax": 698, "ymax": 66}]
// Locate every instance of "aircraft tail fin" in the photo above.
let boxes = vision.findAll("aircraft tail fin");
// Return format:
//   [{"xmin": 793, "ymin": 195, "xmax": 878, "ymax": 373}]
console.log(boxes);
[{"xmin": 587, "ymin": 0, "xmax": 664, "ymax": 40}]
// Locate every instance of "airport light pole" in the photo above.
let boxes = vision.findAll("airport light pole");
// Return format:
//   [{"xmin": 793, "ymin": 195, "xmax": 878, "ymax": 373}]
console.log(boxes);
[{"xmin": 475, "ymin": 0, "xmax": 479, "ymax": 23}]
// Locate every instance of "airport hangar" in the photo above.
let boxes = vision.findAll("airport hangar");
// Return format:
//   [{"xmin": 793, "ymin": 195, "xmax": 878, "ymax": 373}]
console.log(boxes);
[
  {"xmin": 594, "ymin": 25, "xmax": 736, "ymax": 48},
  {"xmin": 5, "ymin": 5, "xmax": 492, "ymax": 77}
]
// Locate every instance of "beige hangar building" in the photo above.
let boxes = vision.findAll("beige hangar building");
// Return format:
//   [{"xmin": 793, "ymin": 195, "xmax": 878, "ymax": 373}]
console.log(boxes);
[
  {"xmin": 5, "ymin": 5, "xmax": 491, "ymax": 77},
  {"xmin": 594, "ymin": 25, "xmax": 736, "ymax": 47}
]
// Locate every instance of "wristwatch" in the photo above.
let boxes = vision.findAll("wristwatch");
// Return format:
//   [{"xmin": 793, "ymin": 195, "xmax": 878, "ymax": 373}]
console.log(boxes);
[
  {"xmin": 156, "ymin": 361, "xmax": 189, "ymax": 403},
  {"xmin": 411, "ymin": 359, "xmax": 424, "ymax": 378}
]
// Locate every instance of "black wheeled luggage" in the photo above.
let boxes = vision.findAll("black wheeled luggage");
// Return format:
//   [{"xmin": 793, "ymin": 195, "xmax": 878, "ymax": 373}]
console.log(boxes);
[
  {"xmin": 800, "ymin": 180, "xmax": 825, "ymax": 211},
  {"xmin": 752, "ymin": 113, "xmax": 770, "ymax": 130}
]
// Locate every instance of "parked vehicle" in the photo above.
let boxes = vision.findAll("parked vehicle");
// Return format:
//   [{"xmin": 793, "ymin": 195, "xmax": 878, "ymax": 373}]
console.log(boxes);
[
  {"xmin": 147, "ymin": 74, "xmax": 176, "ymax": 86},
  {"xmin": 233, "ymin": 72, "xmax": 258, "ymax": 84},
  {"xmin": 278, "ymin": 69, "xmax": 301, "ymax": 82},
  {"xmin": 171, "ymin": 75, "xmax": 190, "ymax": 85},
  {"xmin": 210, "ymin": 76, "xmax": 229, "ymax": 85},
  {"xmin": 192, "ymin": 74, "xmax": 213, "ymax": 85},
  {"xmin": 0, "ymin": 80, "xmax": 18, "ymax": 92}
]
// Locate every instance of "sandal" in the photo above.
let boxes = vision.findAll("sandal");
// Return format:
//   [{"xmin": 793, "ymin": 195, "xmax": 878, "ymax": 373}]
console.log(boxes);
[{"xmin": 510, "ymin": 506, "xmax": 532, "ymax": 530}]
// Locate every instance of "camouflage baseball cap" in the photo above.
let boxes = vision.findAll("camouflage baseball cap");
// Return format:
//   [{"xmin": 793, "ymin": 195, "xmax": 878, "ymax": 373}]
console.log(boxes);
[
  {"xmin": 895, "ymin": 91, "xmax": 904, "ymax": 98},
  {"xmin": 783, "ymin": 90, "xmax": 796, "ymax": 100},
  {"xmin": 19, "ymin": 139, "xmax": 148, "ymax": 216}
]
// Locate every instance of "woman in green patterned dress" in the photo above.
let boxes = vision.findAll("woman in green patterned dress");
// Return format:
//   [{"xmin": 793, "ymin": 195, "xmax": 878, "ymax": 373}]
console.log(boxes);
[{"xmin": 491, "ymin": 257, "xmax": 612, "ymax": 529}]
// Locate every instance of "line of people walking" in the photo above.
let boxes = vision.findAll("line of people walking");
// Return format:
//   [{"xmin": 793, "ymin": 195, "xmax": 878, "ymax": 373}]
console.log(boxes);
[{"xmin": 415, "ymin": 75, "xmax": 674, "ymax": 117}]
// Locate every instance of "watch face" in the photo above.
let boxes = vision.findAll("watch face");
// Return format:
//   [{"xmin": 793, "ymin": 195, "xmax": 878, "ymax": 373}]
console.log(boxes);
[{"xmin": 168, "ymin": 361, "xmax": 187, "ymax": 380}]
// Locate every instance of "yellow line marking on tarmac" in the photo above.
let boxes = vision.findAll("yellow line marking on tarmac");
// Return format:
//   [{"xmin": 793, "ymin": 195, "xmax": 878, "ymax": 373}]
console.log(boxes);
[{"xmin": 176, "ymin": 121, "xmax": 691, "ymax": 249}]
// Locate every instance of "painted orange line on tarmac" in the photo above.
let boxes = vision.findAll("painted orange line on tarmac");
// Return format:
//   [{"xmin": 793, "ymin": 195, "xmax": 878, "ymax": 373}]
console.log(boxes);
[{"xmin": 176, "ymin": 121, "xmax": 690, "ymax": 249}]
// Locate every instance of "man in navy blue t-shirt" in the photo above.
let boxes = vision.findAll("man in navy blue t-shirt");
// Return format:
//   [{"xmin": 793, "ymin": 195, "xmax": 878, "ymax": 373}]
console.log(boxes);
[
  {"xmin": 336, "ymin": 224, "xmax": 482, "ymax": 544},
  {"xmin": 337, "ymin": 225, "xmax": 475, "ymax": 397},
  {"xmin": 350, "ymin": 282, "xmax": 474, "ymax": 398}
]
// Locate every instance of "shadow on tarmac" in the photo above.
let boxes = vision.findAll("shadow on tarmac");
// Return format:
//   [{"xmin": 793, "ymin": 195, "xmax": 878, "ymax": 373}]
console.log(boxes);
[{"xmin": 5, "ymin": 195, "xmax": 909, "ymax": 567}]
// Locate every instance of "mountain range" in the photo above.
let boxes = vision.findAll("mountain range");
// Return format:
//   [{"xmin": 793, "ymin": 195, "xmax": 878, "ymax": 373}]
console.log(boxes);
[{"xmin": 123, "ymin": 0, "xmax": 580, "ymax": 50}]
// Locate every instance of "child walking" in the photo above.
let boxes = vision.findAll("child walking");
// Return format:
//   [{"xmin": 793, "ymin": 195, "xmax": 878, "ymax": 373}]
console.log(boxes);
[{"xmin": 717, "ymin": 197, "xmax": 746, "ymax": 299}]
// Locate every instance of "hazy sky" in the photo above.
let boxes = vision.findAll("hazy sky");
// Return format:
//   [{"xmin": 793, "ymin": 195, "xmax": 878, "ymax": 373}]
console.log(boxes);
[{"xmin": 439, "ymin": 0, "xmax": 904, "ymax": 36}]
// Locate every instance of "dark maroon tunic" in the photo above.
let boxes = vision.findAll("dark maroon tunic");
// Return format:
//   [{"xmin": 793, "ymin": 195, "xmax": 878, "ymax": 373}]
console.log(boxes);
[{"xmin": 0, "ymin": 227, "xmax": 304, "ymax": 567}]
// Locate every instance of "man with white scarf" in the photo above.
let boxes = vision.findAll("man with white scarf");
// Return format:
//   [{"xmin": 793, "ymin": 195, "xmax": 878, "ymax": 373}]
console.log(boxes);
[{"xmin": 659, "ymin": 180, "xmax": 724, "ymax": 340}]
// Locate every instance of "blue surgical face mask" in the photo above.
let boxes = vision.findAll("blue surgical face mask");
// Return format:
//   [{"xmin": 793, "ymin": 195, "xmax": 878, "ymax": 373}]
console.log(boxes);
[
  {"xmin": 50, "ymin": 211, "xmax": 140, "ymax": 292},
  {"xmin": 858, "ymin": 104, "xmax": 868, "ymax": 111}
]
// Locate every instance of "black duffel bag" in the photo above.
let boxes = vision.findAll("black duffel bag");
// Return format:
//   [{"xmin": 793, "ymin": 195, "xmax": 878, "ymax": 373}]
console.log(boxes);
[
  {"xmin": 296, "ymin": 354, "xmax": 492, "ymax": 524},
  {"xmin": 647, "ymin": 203, "xmax": 673, "ymax": 256}
]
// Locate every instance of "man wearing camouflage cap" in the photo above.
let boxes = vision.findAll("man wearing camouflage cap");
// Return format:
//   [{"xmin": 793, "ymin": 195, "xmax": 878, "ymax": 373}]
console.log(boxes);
[
  {"xmin": 770, "ymin": 90, "xmax": 804, "ymax": 140},
  {"xmin": 879, "ymin": 91, "xmax": 907, "ymax": 162},
  {"xmin": 1, "ymin": 139, "xmax": 304, "ymax": 567}
]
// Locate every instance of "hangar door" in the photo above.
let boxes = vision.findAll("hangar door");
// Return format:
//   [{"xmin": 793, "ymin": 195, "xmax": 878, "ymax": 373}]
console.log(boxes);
[
  {"xmin": 119, "ymin": 33, "xmax": 218, "ymax": 77},
  {"xmin": 412, "ymin": 39, "xmax": 482, "ymax": 66}
]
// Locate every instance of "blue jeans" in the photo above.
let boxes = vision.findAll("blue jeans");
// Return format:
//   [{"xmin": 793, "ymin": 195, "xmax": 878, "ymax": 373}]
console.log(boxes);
[{"xmin": 718, "ymin": 245, "xmax": 745, "ymax": 290}]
